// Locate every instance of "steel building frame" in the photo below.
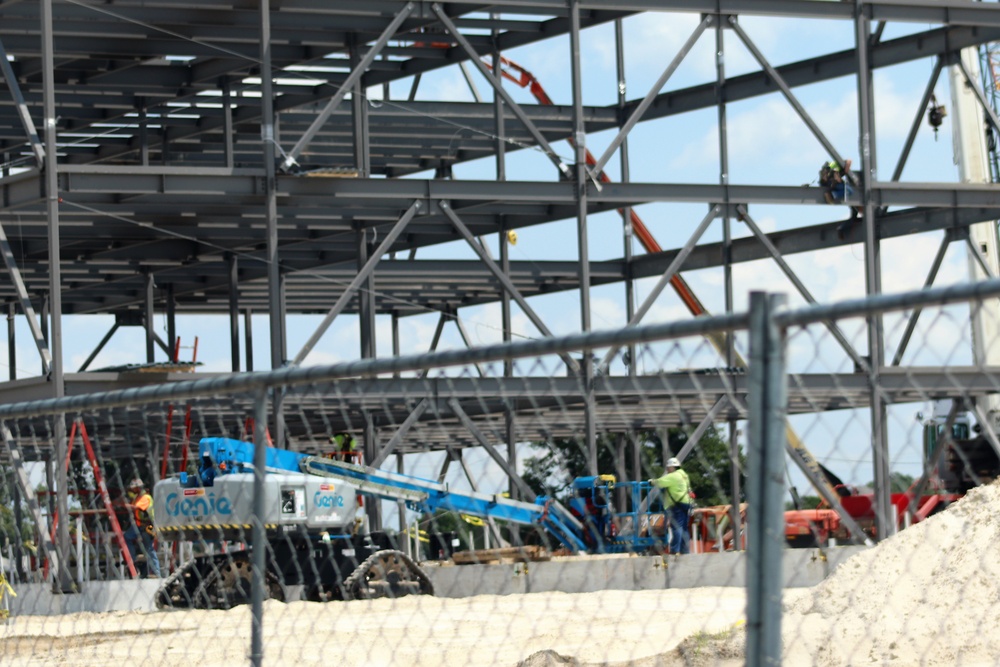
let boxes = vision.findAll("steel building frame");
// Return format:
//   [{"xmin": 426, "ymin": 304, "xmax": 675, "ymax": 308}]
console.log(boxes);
[{"xmin": 2, "ymin": 0, "xmax": 1000, "ymax": 572}]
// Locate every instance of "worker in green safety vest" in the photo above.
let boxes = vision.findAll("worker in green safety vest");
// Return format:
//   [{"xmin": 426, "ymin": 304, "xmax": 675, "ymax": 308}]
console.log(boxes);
[
  {"xmin": 650, "ymin": 457, "xmax": 693, "ymax": 554},
  {"xmin": 330, "ymin": 432, "xmax": 359, "ymax": 462}
]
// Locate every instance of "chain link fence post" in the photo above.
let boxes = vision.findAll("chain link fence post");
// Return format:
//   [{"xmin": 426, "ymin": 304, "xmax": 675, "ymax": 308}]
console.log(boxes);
[
  {"xmin": 747, "ymin": 291, "xmax": 788, "ymax": 666},
  {"xmin": 251, "ymin": 389, "xmax": 268, "ymax": 667}
]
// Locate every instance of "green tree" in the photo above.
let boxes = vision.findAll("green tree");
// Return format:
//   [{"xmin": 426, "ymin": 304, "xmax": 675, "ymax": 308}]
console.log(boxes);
[
  {"xmin": 785, "ymin": 495, "xmax": 823, "ymax": 511},
  {"xmin": 521, "ymin": 426, "xmax": 745, "ymax": 508},
  {"xmin": 864, "ymin": 472, "xmax": 915, "ymax": 494},
  {"xmin": 0, "ymin": 471, "xmax": 36, "ymax": 552}
]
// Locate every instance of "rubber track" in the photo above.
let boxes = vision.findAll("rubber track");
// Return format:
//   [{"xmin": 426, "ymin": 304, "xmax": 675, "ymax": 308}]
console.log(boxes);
[{"xmin": 340, "ymin": 549, "xmax": 434, "ymax": 601}]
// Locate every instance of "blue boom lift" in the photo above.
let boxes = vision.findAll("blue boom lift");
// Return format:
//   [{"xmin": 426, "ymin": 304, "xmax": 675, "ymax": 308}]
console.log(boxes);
[{"xmin": 152, "ymin": 438, "xmax": 668, "ymax": 608}]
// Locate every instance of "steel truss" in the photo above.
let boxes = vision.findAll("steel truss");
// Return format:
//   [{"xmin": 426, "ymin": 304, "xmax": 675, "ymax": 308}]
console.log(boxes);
[{"xmin": 1, "ymin": 0, "xmax": 999, "ymax": 558}]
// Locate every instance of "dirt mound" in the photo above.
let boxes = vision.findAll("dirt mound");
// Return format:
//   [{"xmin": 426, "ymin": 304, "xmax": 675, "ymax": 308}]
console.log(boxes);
[{"xmin": 781, "ymin": 480, "xmax": 1000, "ymax": 665}]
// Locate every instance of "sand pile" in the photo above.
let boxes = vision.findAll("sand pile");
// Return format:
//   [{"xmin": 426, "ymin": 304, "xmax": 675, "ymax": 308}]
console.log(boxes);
[
  {"xmin": 1, "ymin": 587, "xmax": 747, "ymax": 667},
  {"xmin": 778, "ymin": 479, "xmax": 1000, "ymax": 666},
  {"xmin": 4, "ymin": 482, "xmax": 999, "ymax": 666}
]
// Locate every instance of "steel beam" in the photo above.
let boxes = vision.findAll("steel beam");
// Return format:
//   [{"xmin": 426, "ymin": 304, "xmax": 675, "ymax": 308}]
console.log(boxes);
[
  {"xmin": 737, "ymin": 205, "xmax": 868, "ymax": 370},
  {"xmin": 453, "ymin": 448, "xmax": 506, "ymax": 547},
  {"xmin": 447, "ymin": 397, "xmax": 536, "ymax": 501},
  {"xmin": 291, "ymin": 200, "xmax": 422, "ymax": 365},
  {"xmin": 891, "ymin": 230, "xmax": 954, "ymax": 366},
  {"xmin": 675, "ymin": 396, "xmax": 728, "ymax": 463},
  {"xmin": 0, "ymin": 38, "xmax": 44, "ymax": 167},
  {"xmin": 1, "ymin": 425, "xmax": 57, "ymax": 582},
  {"xmin": 77, "ymin": 322, "xmax": 119, "ymax": 372},
  {"xmin": 280, "ymin": 2, "xmax": 415, "ymax": 171},
  {"xmin": 889, "ymin": 58, "xmax": 943, "ymax": 184},
  {"xmin": 597, "ymin": 205, "xmax": 718, "ymax": 374},
  {"xmin": 440, "ymin": 202, "xmax": 581, "ymax": 373},
  {"xmin": 431, "ymin": 3, "xmax": 571, "ymax": 179},
  {"xmin": 370, "ymin": 398, "xmax": 431, "ymax": 468},
  {"xmin": 0, "ymin": 220, "xmax": 51, "ymax": 374},
  {"xmin": 729, "ymin": 17, "xmax": 856, "ymax": 185},
  {"xmin": 590, "ymin": 15, "xmax": 711, "ymax": 177}
]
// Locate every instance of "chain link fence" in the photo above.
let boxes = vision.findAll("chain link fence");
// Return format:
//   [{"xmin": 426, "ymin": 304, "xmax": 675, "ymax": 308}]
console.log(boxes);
[{"xmin": 3, "ymin": 279, "xmax": 1000, "ymax": 666}]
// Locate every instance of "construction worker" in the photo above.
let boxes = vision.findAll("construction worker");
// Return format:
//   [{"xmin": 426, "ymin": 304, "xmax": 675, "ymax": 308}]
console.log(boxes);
[
  {"xmin": 198, "ymin": 453, "xmax": 217, "ymax": 487},
  {"xmin": 123, "ymin": 478, "xmax": 160, "ymax": 578},
  {"xmin": 330, "ymin": 432, "xmax": 359, "ymax": 462},
  {"xmin": 818, "ymin": 159, "xmax": 863, "ymax": 239},
  {"xmin": 651, "ymin": 457, "xmax": 693, "ymax": 555}
]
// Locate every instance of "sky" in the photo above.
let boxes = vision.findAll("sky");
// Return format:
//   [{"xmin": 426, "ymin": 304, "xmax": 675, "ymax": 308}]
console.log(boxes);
[{"xmin": 9, "ymin": 9, "xmax": 999, "ymax": 506}]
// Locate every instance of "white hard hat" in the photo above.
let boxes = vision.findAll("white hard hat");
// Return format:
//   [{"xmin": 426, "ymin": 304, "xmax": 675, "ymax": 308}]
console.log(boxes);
[{"xmin": 665, "ymin": 457, "xmax": 681, "ymax": 469}]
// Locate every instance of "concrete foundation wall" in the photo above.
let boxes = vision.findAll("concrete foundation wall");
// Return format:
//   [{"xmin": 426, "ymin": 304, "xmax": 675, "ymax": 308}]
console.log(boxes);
[{"xmin": 5, "ymin": 546, "xmax": 867, "ymax": 616}]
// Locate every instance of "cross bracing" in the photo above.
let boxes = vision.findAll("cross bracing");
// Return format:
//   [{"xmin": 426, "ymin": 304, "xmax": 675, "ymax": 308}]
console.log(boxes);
[{"xmin": 0, "ymin": 0, "xmax": 997, "ymax": 548}]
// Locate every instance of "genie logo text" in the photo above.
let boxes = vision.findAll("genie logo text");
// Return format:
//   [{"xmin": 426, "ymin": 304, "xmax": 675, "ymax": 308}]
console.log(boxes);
[
  {"xmin": 165, "ymin": 490, "xmax": 233, "ymax": 517},
  {"xmin": 313, "ymin": 492, "xmax": 345, "ymax": 509}
]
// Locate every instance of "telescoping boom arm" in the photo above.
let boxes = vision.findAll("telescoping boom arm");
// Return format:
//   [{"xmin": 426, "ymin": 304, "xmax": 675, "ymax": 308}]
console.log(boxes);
[{"xmin": 201, "ymin": 438, "xmax": 588, "ymax": 551}]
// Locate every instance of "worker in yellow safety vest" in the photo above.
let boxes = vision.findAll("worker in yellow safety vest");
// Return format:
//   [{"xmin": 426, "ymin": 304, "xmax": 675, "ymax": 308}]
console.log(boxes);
[
  {"xmin": 651, "ymin": 457, "xmax": 693, "ymax": 555},
  {"xmin": 330, "ymin": 432, "xmax": 359, "ymax": 462}
]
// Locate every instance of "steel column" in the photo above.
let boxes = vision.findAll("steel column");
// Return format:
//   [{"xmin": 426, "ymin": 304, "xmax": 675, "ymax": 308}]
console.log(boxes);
[
  {"xmin": 569, "ymin": 0, "xmax": 596, "ymax": 475},
  {"xmin": 139, "ymin": 104, "xmax": 149, "ymax": 166},
  {"xmin": 364, "ymin": 413, "xmax": 380, "ymax": 530},
  {"xmin": 396, "ymin": 453, "xmax": 408, "ymax": 556},
  {"xmin": 856, "ymin": 5, "xmax": 893, "ymax": 541},
  {"xmin": 717, "ymin": 18, "xmax": 742, "ymax": 544},
  {"xmin": 228, "ymin": 254, "xmax": 241, "ymax": 372},
  {"xmin": 41, "ymin": 0, "xmax": 71, "ymax": 593},
  {"xmin": 2, "ymin": 426, "xmax": 57, "ymax": 584},
  {"xmin": 145, "ymin": 272, "xmax": 155, "ymax": 363},
  {"xmin": 392, "ymin": 312, "xmax": 401, "ymax": 378},
  {"xmin": 358, "ymin": 228, "xmax": 376, "ymax": 361},
  {"xmin": 244, "ymin": 307, "xmax": 254, "ymax": 372},
  {"xmin": 222, "ymin": 79, "xmax": 234, "ymax": 170},
  {"xmin": 350, "ymin": 39, "xmax": 373, "ymax": 178},
  {"xmin": 492, "ymin": 16, "xmax": 507, "ymax": 183},
  {"xmin": 615, "ymin": 18, "xmax": 637, "ymax": 378},
  {"xmin": 166, "ymin": 283, "xmax": 176, "ymax": 358},
  {"xmin": 7, "ymin": 303, "xmax": 14, "ymax": 380}
]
